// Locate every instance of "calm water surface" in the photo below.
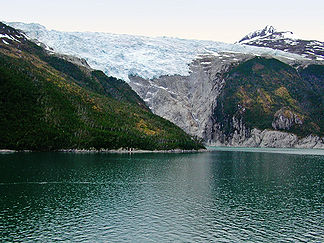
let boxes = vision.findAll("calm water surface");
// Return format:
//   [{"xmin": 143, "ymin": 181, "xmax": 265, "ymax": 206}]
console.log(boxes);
[{"xmin": 0, "ymin": 148, "xmax": 323, "ymax": 242}]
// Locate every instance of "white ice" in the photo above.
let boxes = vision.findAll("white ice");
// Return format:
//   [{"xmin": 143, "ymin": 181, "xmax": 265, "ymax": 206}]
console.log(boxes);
[{"xmin": 7, "ymin": 22, "xmax": 309, "ymax": 82}]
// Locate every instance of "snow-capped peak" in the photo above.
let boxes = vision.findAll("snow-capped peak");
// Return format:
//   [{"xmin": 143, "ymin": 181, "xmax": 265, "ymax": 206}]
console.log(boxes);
[
  {"xmin": 238, "ymin": 25, "xmax": 300, "ymax": 44},
  {"xmin": 259, "ymin": 25, "xmax": 277, "ymax": 37},
  {"xmin": 263, "ymin": 25, "xmax": 276, "ymax": 33},
  {"xmin": 237, "ymin": 25, "xmax": 324, "ymax": 61},
  {"xmin": 238, "ymin": 25, "xmax": 277, "ymax": 43}
]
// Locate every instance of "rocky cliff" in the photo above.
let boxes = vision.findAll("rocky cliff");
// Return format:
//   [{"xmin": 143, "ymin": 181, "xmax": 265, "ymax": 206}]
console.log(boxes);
[{"xmin": 130, "ymin": 55, "xmax": 324, "ymax": 148}]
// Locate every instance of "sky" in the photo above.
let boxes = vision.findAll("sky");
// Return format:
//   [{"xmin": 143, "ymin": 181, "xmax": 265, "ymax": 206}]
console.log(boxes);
[{"xmin": 2, "ymin": 0, "xmax": 324, "ymax": 42}]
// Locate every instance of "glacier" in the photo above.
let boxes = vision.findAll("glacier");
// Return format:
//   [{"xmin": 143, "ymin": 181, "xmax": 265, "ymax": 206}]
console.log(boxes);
[{"xmin": 6, "ymin": 22, "xmax": 308, "ymax": 82}]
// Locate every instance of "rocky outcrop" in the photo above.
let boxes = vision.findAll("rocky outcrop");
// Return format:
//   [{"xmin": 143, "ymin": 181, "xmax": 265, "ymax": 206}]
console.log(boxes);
[
  {"xmin": 272, "ymin": 107, "xmax": 303, "ymax": 130},
  {"xmin": 207, "ymin": 115, "xmax": 305, "ymax": 148},
  {"xmin": 55, "ymin": 53, "xmax": 92, "ymax": 70},
  {"xmin": 296, "ymin": 135, "xmax": 324, "ymax": 149},
  {"xmin": 209, "ymin": 125, "xmax": 324, "ymax": 149},
  {"xmin": 246, "ymin": 130, "xmax": 324, "ymax": 149}
]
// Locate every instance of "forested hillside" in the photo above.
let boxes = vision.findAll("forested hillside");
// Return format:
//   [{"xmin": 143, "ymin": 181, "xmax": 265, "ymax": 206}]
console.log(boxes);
[{"xmin": 0, "ymin": 22, "xmax": 203, "ymax": 151}]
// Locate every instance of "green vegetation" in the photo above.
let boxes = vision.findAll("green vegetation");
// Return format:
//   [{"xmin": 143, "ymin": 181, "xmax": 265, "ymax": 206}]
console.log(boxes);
[
  {"xmin": 0, "ymin": 23, "xmax": 204, "ymax": 151},
  {"xmin": 38, "ymin": 53, "xmax": 148, "ymax": 108},
  {"xmin": 213, "ymin": 57, "xmax": 324, "ymax": 137},
  {"xmin": 299, "ymin": 64, "xmax": 324, "ymax": 133}
]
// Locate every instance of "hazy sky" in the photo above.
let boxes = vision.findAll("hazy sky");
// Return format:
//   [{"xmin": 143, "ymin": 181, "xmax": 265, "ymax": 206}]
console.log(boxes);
[{"xmin": 3, "ymin": 0, "xmax": 324, "ymax": 42}]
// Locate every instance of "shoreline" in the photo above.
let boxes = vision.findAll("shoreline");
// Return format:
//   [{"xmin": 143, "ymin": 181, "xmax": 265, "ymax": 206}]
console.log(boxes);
[
  {"xmin": 0, "ymin": 148, "xmax": 208, "ymax": 154},
  {"xmin": 58, "ymin": 148, "xmax": 208, "ymax": 154}
]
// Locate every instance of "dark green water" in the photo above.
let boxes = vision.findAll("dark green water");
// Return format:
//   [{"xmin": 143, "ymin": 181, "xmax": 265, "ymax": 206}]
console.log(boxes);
[{"xmin": 0, "ymin": 149, "xmax": 323, "ymax": 242}]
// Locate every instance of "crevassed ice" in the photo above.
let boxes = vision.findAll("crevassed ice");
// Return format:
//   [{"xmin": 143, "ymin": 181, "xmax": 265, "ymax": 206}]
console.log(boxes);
[{"xmin": 7, "ymin": 22, "xmax": 306, "ymax": 82}]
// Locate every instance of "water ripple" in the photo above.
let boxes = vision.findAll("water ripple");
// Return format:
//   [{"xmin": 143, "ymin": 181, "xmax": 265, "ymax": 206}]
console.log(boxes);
[{"xmin": 0, "ymin": 151, "xmax": 323, "ymax": 242}]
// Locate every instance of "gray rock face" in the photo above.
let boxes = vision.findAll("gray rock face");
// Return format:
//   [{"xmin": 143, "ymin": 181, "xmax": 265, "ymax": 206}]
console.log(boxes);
[
  {"xmin": 129, "ymin": 52, "xmax": 250, "ymax": 138},
  {"xmin": 272, "ymin": 108, "xmax": 303, "ymax": 130},
  {"xmin": 209, "ymin": 126, "xmax": 324, "ymax": 149},
  {"xmin": 56, "ymin": 54, "xmax": 92, "ymax": 70},
  {"xmin": 296, "ymin": 135, "xmax": 324, "ymax": 149},
  {"xmin": 204, "ymin": 116, "xmax": 252, "ymax": 147},
  {"xmin": 206, "ymin": 117, "xmax": 300, "ymax": 148},
  {"xmin": 248, "ymin": 130, "xmax": 324, "ymax": 149}
]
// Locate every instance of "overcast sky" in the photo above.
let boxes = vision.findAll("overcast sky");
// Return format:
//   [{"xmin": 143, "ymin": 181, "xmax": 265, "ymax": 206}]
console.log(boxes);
[{"xmin": 2, "ymin": 0, "xmax": 324, "ymax": 42}]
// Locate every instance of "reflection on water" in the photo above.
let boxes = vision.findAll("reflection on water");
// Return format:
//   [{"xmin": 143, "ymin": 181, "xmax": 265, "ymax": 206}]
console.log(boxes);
[{"xmin": 0, "ymin": 150, "xmax": 323, "ymax": 242}]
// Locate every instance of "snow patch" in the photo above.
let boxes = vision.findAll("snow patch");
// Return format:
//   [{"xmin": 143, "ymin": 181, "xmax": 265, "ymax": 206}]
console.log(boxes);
[
  {"xmin": 281, "ymin": 32, "xmax": 299, "ymax": 40},
  {"xmin": 0, "ymin": 33, "xmax": 21, "ymax": 43},
  {"xmin": 0, "ymin": 33, "xmax": 13, "ymax": 40}
]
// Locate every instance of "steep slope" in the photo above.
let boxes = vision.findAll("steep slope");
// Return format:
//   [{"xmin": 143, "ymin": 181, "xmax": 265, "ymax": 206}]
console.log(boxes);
[
  {"xmin": 238, "ymin": 26, "xmax": 324, "ymax": 61},
  {"xmin": 0, "ymin": 22, "xmax": 204, "ymax": 151},
  {"xmin": 5, "ymin": 21, "xmax": 324, "ymax": 148}
]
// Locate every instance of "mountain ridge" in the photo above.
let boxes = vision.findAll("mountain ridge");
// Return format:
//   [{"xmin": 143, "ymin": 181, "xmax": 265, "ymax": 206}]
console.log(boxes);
[{"xmin": 238, "ymin": 25, "xmax": 299, "ymax": 43}]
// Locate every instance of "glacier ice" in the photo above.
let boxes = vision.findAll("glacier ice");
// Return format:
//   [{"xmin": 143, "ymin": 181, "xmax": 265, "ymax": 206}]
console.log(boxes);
[{"xmin": 7, "ymin": 22, "xmax": 308, "ymax": 82}]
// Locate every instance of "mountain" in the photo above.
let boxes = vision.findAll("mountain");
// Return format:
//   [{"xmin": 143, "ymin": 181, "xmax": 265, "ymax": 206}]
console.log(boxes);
[
  {"xmin": 0, "ymin": 22, "xmax": 204, "ymax": 151},
  {"xmin": 238, "ymin": 25, "xmax": 278, "ymax": 43},
  {"xmin": 238, "ymin": 25, "xmax": 324, "ymax": 61},
  {"xmin": 6, "ymin": 22, "xmax": 324, "ymax": 148}
]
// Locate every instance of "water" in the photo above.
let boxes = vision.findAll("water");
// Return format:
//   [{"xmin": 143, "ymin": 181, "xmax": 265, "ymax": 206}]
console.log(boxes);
[{"xmin": 0, "ymin": 148, "xmax": 323, "ymax": 242}]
